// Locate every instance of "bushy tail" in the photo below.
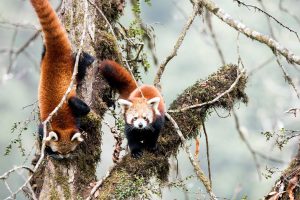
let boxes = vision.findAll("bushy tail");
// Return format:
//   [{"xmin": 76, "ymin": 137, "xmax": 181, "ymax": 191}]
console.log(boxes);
[
  {"xmin": 99, "ymin": 60, "xmax": 137, "ymax": 99},
  {"xmin": 30, "ymin": 0, "xmax": 71, "ymax": 54}
]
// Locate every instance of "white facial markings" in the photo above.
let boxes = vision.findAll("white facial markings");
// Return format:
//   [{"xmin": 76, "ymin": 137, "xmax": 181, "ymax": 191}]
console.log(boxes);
[
  {"xmin": 125, "ymin": 112, "xmax": 135, "ymax": 124},
  {"xmin": 133, "ymin": 118, "xmax": 147, "ymax": 129},
  {"xmin": 147, "ymin": 97, "xmax": 161, "ymax": 115},
  {"xmin": 118, "ymin": 99, "xmax": 132, "ymax": 114},
  {"xmin": 122, "ymin": 97, "xmax": 160, "ymax": 128},
  {"xmin": 71, "ymin": 132, "xmax": 83, "ymax": 142},
  {"xmin": 49, "ymin": 143, "xmax": 58, "ymax": 152},
  {"xmin": 45, "ymin": 131, "xmax": 58, "ymax": 142}
]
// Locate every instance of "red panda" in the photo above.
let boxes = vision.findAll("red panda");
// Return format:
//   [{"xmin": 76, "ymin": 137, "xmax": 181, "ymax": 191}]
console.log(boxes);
[
  {"xmin": 99, "ymin": 60, "xmax": 165, "ymax": 158},
  {"xmin": 31, "ymin": 0, "xmax": 94, "ymax": 159}
]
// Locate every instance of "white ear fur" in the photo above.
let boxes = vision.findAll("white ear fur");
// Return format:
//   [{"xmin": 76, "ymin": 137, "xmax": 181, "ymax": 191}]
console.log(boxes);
[
  {"xmin": 45, "ymin": 131, "xmax": 58, "ymax": 142},
  {"xmin": 147, "ymin": 97, "xmax": 161, "ymax": 115},
  {"xmin": 118, "ymin": 99, "xmax": 132, "ymax": 114},
  {"xmin": 71, "ymin": 132, "xmax": 84, "ymax": 142}
]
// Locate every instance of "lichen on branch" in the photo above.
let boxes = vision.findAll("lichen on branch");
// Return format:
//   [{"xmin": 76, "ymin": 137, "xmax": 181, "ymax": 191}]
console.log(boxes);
[{"xmin": 95, "ymin": 64, "xmax": 248, "ymax": 199}]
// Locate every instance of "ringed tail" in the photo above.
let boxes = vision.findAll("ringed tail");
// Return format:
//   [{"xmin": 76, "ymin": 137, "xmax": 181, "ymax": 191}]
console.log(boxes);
[
  {"xmin": 30, "ymin": 0, "xmax": 71, "ymax": 54},
  {"xmin": 99, "ymin": 60, "xmax": 137, "ymax": 99}
]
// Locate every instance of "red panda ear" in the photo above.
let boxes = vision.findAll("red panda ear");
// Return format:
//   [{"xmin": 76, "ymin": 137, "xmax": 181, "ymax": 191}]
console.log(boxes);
[
  {"xmin": 71, "ymin": 132, "xmax": 84, "ymax": 142},
  {"xmin": 147, "ymin": 97, "xmax": 161, "ymax": 115},
  {"xmin": 118, "ymin": 99, "xmax": 132, "ymax": 114},
  {"xmin": 45, "ymin": 131, "xmax": 58, "ymax": 142}
]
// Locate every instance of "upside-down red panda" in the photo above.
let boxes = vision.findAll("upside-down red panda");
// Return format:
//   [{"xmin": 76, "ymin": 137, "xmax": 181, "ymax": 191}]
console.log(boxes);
[
  {"xmin": 31, "ymin": 0, "xmax": 94, "ymax": 159},
  {"xmin": 99, "ymin": 60, "xmax": 165, "ymax": 158}
]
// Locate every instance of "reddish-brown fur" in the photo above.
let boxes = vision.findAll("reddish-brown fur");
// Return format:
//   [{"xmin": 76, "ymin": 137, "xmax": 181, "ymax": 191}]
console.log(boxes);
[
  {"xmin": 100, "ymin": 60, "xmax": 166, "ymax": 158},
  {"xmin": 99, "ymin": 60, "xmax": 165, "ymax": 115},
  {"xmin": 99, "ymin": 60, "xmax": 137, "ymax": 99},
  {"xmin": 128, "ymin": 85, "xmax": 165, "ymax": 115},
  {"xmin": 31, "ymin": 0, "xmax": 78, "ymax": 150}
]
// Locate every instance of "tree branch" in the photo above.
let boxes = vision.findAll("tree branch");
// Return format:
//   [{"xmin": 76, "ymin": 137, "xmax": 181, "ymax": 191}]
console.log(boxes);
[
  {"xmin": 154, "ymin": 0, "xmax": 201, "ymax": 89},
  {"xmin": 94, "ymin": 64, "xmax": 248, "ymax": 199},
  {"xmin": 233, "ymin": 0, "xmax": 299, "ymax": 41},
  {"xmin": 169, "ymin": 68, "xmax": 245, "ymax": 113},
  {"xmin": 28, "ymin": 0, "xmax": 124, "ymax": 198},
  {"xmin": 165, "ymin": 113, "xmax": 217, "ymax": 199},
  {"xmin": 201, "ymin": 0, "xmax": 300, "ymax": 65}
]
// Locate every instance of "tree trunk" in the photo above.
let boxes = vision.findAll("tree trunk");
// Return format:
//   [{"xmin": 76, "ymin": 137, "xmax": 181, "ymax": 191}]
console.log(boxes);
[
  {"xmin": 30, "ymin": 0, "xmax": 124, "ymax": 199},
  {"xmin": 28, "ymin": 0, "xmax": 248, "ymax": 199}
]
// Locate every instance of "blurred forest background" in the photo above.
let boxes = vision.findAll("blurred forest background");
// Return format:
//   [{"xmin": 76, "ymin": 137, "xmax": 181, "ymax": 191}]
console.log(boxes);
[{"xmin": 0, "ymin": 0, "xmax": 299, "ymax": 199}]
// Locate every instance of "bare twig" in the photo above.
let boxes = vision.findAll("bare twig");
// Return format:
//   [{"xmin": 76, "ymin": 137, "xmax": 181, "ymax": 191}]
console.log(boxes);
[
  {"xmin": 205, "ymin": 12, "xmax": 226, "ymax": 65},
  {"xmin": 130, "ymin": 0, "xmax": 158, "ymax": 65},
  {"xmin": 15, "ymin": 30, "xmax": 41, "ymax": 56},
  {"xmin": 279, "ymin": 0, "xmax": 300, "ymax": 27},
  {"xmin": 202, "ymin": 118, "xmax": 212, "ymax": 187},
  {"xmin": 0, "ymin": 166, "xmax": 33, "ymax": 180},
  {"xmin": 233, "ymin": 0, "xmax": 300, "ymax": 41},
  {"xmin": 256, "ymin": 0, "xmax": 276, "ymax": 39},
  {"xmin": 276, "ymin": 58, "xmax": 300, "ymax": 98},
  {"xmin": 7, "ymin": 27, "xmax": 19, "ymax": 74},
  {"xmin": 2, "ymin": 0, "xmax": 89, "ymax": 198},
  {"xmin": 86, "ymin": 161, "xmax": 120, "ymax": 200},
  {"xmin": 0, "ymin": 14, "xmax": 38, "ymax": 30},
  {"xmin": 255, "ymin": 151, "xmax": 285, "ymax": 164},
  {"xmin": 248, "ymin": 56, "xmax": 274, "ymax": 76},
  {"xmin": 172, "ymin": 0, "xmax": 202, "ymax": 35},
  {"xmin": 154, "ymin": 0, "xmax": 201, "ymax": 89},
  {"xmin": 168, "ymin": 69, "xmax": 245, "ymax": 113},
  {"xmin": 236, "ymin": 33, "xmax": 245, "ymax": 69},
  {"xmin": 165, "ymin": 113, "xmax": 217, "ymax": 200},
  {"xmin": 286, "ymin": 108, "xmax": 300, "ymax": 117},
  {"xmin": 201, "ymin": 0, "xmax": 300, "ymax": 65},
  {"xmin": 0, "ymin": 20, "xmax": 38, "ymax": 30},
  {"xmin": 4, "ymin": 180, "xmax": 13, "ymax": 197},
  {"xmin": 16, "ymin": 170, "xmax": 38, "ymax": 200},
  {"xmin": 23, "ymin": 50, "xmax": 40, "ymax": 71},
  {"xmin": 232, "ymin": 108, "xmax": 261, "ymax": 180},
  {"xmin": 87, "ymin": 0, "xmax": 144, "ymax": 98},
  {"xmin": 103, "ymin": 121, "xmax": 123, "ymax": 163}
]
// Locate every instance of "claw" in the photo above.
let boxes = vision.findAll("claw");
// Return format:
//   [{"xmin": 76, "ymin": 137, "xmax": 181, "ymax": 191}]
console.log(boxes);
[{"xmin": 131, "ymin": 150, "xmax": 143, "ymax": 159}]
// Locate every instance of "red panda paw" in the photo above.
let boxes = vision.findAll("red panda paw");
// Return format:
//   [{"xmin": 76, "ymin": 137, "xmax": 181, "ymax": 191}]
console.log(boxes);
[
  {"xmin": 146, "ymin": 145, "xmax": 158, "ymax": 154},
  {"xmin": 131, "ymin": 149, "xmax": 143, "ymax": 159}
]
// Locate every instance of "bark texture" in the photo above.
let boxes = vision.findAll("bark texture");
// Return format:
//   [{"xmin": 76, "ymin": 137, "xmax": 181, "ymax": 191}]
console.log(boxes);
[
  {"xmin": 95, "ymin": 64, "xmax": 248, "ymax": 199},
  {"xmin": 265, "ymin": 146, "xmax": 300, "ymax": 200},
  {"xmin": 30, "ymin": 0, "xmax": 123, "ymax": 199},
  {"xmin": 29, "ymin": 0, "xmax": 249, "ymax": 199}
]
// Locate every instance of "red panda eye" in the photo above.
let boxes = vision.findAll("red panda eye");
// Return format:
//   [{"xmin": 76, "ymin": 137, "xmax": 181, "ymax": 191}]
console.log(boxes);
[
  {"xmin": 143, "ymin": 117, "xmax": 147, "ymax": 120},
  {"xmin": 133, "ymin": 117, "xmax": 138, "ymax": 120}
]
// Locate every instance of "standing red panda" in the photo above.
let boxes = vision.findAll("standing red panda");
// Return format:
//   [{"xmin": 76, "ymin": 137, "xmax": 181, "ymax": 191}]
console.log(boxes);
[
  {"xmin": 31, "ymin": 0, "xmax": 94, "ymax": 159},
  {"xmin": 99, "ymin": 60, "xmax": 165, "ymax": 158}
]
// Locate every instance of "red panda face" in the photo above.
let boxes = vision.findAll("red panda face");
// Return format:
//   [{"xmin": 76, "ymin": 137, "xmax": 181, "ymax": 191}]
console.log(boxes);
[
  {"xmin": 118, "ymin": 97, "xmax": 161, "ymax": 129},
  {"xmin": 45, "ymin": 130, "xmax": 83, "ymax": 158}
]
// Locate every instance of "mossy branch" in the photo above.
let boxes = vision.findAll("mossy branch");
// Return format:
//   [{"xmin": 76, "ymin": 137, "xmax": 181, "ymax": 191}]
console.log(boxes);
[
  {"xmin": 94, "ymin": 64, "xmax": 248, "ymax": 199},
  {"xmin": 265, "ymin": 145, "xmax": 300, "ymax": 200}
]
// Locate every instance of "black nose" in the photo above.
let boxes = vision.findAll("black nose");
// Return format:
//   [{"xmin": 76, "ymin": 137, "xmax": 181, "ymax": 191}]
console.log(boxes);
[{"xmin": 138, "ymin": 123, "xmax": 143, "ymax": 128}]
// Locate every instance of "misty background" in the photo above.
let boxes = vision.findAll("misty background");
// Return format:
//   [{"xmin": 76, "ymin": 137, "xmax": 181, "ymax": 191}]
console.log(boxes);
[{"xmin": 0, "ymin": 0, "xmax": 299, "ymax": 199}]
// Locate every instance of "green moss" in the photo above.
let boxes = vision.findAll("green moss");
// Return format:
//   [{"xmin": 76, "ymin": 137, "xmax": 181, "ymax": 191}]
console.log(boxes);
[
  {"xmin": 55, "ymin": 168, "xmax": 72, "ymax": 199},
  {"xmin": 160, "ymin": 64, "xmax": 248, "ymax": 158},
  {"xmin": 75, "ymin": 111, "xmax": 102, "ymax": 193},
  {"xmin": 97, "ymin": 64, "xmax": 248, "ymax": 198},
  {"xmin": 117, "ymin": 152, "xmax": 169, "ymax": 181},
  {"xmin": 49, "ymin": 187, "xmax": 59, "ymax": 200},
  {"xmin": 98, "ymin": 170, "xmax": 148, "ymax": 200},
  {"xmin": 95, "ymin": 31, "xmax": 122, "ymax": 61},
  {"xmin": 63, "ymin": 11, "xmax": 72, "ymax": 33},
  {"xmin": 112, "ymin": 171, "xmax": 146, "ymax": 200}
]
